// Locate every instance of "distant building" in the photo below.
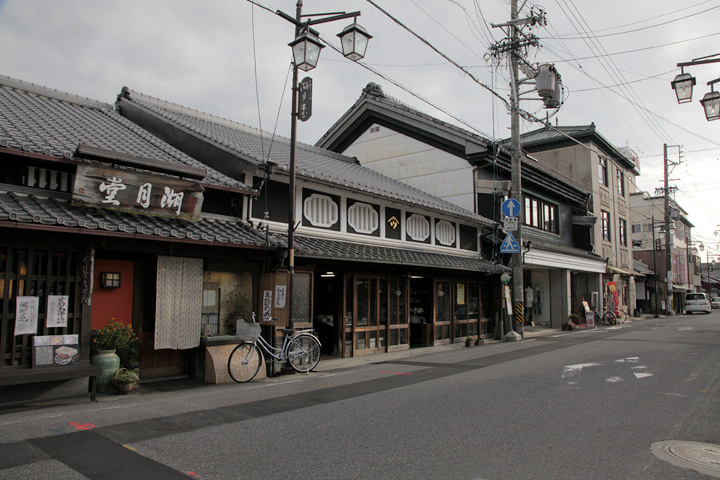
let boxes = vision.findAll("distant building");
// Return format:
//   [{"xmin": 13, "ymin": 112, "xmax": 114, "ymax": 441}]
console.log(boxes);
[
  {"xmin": 630, "ymin": 191, "xmax": 697, "ymax": 314},
  {"xmin": 508, "ymin": 123, "xmax": 640, "ymax": 316}
]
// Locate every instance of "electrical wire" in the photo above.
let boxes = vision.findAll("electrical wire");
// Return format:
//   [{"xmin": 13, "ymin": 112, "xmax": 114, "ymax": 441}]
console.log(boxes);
[{"xmin": 548, "ymin": 4, "xmax": 720, "ymax": 40}]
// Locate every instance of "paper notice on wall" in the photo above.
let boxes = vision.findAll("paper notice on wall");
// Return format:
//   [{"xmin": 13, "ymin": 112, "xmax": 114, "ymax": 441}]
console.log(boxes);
[
  {"xmin": 262, "ymin": 290, "xmax": 272, "ymax": 321},
  {"xmin": 15, "ymin": 296, "xmax": 39, "ymax": 336},
  {"xmin": 47, "ymin": 295, "xmax": 69, "ymax": 328},
  {"xmin": 274, "ymin": 285, "xmax": 287, "ymax": 309}
]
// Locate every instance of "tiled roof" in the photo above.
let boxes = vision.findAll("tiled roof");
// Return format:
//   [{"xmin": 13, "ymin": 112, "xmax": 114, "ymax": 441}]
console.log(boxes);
[
  {"xmin": 0, "ymin": 75, "xmax": 249, "ymax": 191},
  {"xmin": 292, "ymin": 233, "xmax": 507, "ymax": 274},
  {"xmin": 316, "ymin": 83, "xmax": 590, "ymax": 204},
  {"xmin": 119, "ymin": 89, "xmax": 494, "ymax": 226},
  {"xmin": 0, "ymin": 188, "xmax": 277, "ymax": 248},
  {"xmin": 318, "ymin": 82, "xmax": 494, "ymax": 149}
]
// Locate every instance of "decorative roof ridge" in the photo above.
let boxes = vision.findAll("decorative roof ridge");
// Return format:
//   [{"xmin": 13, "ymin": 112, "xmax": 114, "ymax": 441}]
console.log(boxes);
[
  {"xmin": 0, "ymin": 74, "xmax": 113, "ymax": 111},
  {"xmin": 118, "ymin": 87, "xmax": 267, "ymax": 138},
  {"xmin": 97, "ymin": 109, "xmax": 248, "ymax": 190},
  {"xmin": 362, "ymin": 83, "xmax": 493, "ymax": 143},
  {"xmin": 120, "ymin": 87, "xmax": 359, "ymax": 166}
]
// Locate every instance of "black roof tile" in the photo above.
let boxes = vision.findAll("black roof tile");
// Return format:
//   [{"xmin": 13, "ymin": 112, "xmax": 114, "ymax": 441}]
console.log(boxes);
[
  {"xmin": 0, "ymin": 189, "xmax": 278, "ymax": 249},
  {"xmin": 118, "ymin": 89, "xmax": 494, "ymax": 227},
  {"xmin": 0, "ymin": 75, "xmax": 250, "ymax": 191}
]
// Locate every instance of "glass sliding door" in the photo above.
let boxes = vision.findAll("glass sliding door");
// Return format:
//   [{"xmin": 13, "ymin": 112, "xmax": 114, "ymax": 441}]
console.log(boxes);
[
  {"xmin": 353, "ymin": 276, "xmax": 382, "ymax": 356},
  {"xmin": 434, "ymin": 280, "xmax": 451, "ymax": 344},
  {"xmin": 386, "ymin": 278, "xmax": 408, "ymax": 351}
]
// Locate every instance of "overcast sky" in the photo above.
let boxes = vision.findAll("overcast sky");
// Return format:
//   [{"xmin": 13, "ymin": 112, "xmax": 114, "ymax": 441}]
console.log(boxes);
[{"xmin": 1, "ymin": 0, "xmax": 719, "ymax": 257}]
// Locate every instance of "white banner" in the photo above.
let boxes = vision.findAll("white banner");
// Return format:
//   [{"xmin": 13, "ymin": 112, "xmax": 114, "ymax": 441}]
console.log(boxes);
[
  {"xmin": 46, "ymin": 295, "xmax": 69, "ymax": 328},
  {"xmin": 15, "ymin": 296, "xmax": 39, "ymax": 336}
]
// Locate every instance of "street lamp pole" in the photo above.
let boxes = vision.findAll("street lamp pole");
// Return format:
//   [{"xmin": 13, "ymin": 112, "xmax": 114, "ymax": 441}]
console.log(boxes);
[
  {"xmin": 287, "ymin": 1, "xmax": 302, "ymax": 332},
  {"xmin": 274, "ymin": 1, "xmax": 371, "ymax": 331}
]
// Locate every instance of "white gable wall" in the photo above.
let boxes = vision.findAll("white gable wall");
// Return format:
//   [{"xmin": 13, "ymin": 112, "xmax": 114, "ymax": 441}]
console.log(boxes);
[{"xmin": 342, "ymin": 125, "xmax": 476, "ymax": 212}]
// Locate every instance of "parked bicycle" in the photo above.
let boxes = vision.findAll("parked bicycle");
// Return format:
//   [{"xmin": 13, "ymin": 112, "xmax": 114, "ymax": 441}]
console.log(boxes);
[
  {"xmin": 227, "ymin": 313, "xmax": 321, "ymax": 383},
  {"xmin": 593, "ymin": 306, "xmax": 627, "ymax": 326}
]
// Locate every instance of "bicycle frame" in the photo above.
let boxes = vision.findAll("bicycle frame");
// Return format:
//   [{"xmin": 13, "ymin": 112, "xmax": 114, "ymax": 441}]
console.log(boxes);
[{"xmin": 252, "ymin": 327, "xmax": 318, "ymax": 362}]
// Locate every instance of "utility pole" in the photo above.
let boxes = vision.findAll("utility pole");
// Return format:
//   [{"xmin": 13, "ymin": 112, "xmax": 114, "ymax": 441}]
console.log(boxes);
[
  {"xmin": 509, "ymin": 0, "xmax": 523, "ymax": 340},
  {"xmin": 663, "ymin": 143, "xmax": 671, "ymax": 314},
  {"xmin": 490, "ymin": 0, "xmax": 547, "ymax": 340},
  {"xmin": 661, "ymin": 144, "xmax": 680, "ymax": 314}
]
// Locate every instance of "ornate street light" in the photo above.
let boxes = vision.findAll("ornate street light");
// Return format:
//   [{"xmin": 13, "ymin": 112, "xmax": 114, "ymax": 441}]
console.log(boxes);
[
  {"xmin": 338, "ymin": 19, "xmax": 372, "ymax": 61},
  {"xmin": 274, "ymin": 1, "xmax": 371, "ymax": 333},
  {"xmin": 671, "ymin": 71, "xmax": 695, "ymax": 104},
  {"xmin": 700, "ymin": 86, "xmax": 720, "ymax": 121},
  {"xmin": 289, "ymin": 28, "xmax": 324, "ymax": 72},
  {"xmin": 673, "ymin": 54, "xmax": 720, "ymax": 121}
]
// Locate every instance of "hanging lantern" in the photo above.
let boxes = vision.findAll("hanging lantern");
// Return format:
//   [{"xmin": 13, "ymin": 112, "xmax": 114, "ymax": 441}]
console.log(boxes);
[
  {"xmin": 671, "ymin": 72, "xmax": 696, "ymax": 104},
  {"xmin": 289, "ymin": 28, "xmax": 324, "ymax": 72},
  {"xmin": 337, "ymin": 20, "xmax": 372, "ymax": 61},
  {"xmin": 700, "ymin": 89, "xmax": 720, "ymax": 121}
]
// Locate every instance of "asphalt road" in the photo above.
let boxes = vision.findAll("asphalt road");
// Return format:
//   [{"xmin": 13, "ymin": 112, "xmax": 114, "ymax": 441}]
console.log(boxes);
[{"xmin": 1, "ymin": 313, "xmax": 719, "ymax": 480}]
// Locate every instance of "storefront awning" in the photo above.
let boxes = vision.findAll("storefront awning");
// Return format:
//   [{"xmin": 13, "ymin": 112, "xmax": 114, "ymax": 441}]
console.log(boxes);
[
  {"xmin": 293, "ymin": 233, "xmax": 507, "ymax": 274},
  {"xmin": 606, "ymin": 265, "xmax": 634, "ymax": 276}
]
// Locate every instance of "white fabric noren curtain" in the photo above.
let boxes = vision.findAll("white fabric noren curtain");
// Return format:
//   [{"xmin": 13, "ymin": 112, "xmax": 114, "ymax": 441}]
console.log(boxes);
[{"xmin": 155, "ymin": 256, "xmax": 203, "ymax": 350}]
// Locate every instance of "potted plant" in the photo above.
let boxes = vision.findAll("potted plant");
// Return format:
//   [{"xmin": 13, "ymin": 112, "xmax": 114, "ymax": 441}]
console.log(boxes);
[
  {"xmin": 92, "ymin": 319, "xmax": 138, "ymax": 393},
  {"xmin": 465, "ymin": 336, "xmax": 474, "ymax": 347},
  {"xmin": 475, "ymin": 337, "xmax": 484, "ymax": 346},
  {"xmin": 563, "ymin": 314, "xmax": 580, "ymax": 331},
  {"xmin": 112, "ymin": 367, "xmax": 139, "ymax": 394}
]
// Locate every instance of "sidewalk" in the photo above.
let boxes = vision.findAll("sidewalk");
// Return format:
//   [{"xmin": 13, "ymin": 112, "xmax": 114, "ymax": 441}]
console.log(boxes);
[{"xmin": 3, "ymin": 319, "xmax": 651, "ymax": 413}]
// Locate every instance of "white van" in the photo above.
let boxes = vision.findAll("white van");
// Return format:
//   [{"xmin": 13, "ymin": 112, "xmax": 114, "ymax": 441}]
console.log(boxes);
[{"xmin": 685, "ymin": 293, "xmax": 712, "ymax": 314}]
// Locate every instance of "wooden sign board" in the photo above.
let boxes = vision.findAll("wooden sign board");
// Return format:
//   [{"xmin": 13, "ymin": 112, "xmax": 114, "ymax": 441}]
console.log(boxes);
[{"xmin": 72, "ymin": 164, "xmax": 204, "ymax": 221}]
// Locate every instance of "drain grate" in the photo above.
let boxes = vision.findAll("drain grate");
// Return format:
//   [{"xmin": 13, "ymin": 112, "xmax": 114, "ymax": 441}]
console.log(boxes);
[{"xmin": 652, "ymin": 441, "xmax": 720, "ymax": 478}]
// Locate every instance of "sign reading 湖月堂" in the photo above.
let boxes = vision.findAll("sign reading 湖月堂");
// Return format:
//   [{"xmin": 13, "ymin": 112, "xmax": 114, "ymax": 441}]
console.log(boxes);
[{"xmin": 72, "ymin": 165, "xmax": 204, "ymax": 221}]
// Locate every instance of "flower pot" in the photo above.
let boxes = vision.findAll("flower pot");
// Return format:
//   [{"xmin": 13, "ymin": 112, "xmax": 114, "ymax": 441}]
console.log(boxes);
[{"xmin": 92, "ymin": 349, "xmax": 120, "ymax": 393}]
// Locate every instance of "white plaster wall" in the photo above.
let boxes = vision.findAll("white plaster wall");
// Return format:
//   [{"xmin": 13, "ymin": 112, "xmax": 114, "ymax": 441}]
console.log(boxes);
[{"xmin": 342, "ymin": 125, "xmax": 475, "ymax": 212}]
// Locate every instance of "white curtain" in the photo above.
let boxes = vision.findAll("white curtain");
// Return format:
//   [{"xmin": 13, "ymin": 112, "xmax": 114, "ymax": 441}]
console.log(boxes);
[{"xmin": 155, "ymin": 256, "xmax": 203, "ymax": 349}]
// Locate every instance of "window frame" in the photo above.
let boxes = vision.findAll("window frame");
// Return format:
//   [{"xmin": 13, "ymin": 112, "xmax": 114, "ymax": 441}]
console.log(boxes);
[
  {"xmin": 601, "ymin": 210, "xmax": 611, "ymax": 241},
  {"xmin": 598, "ymin": 156, "xmax": 608, "ymax": 187},
  {"xmin": 523, "ymin": 195, "xmax": 558, "ymax": 234},
  {"xmin": 616, "ymin": 169, "xmax": 625, "ymax": 197},
  {"xmin": 619, "ymin": 218, "xmax": 627, "ymax": 246}
]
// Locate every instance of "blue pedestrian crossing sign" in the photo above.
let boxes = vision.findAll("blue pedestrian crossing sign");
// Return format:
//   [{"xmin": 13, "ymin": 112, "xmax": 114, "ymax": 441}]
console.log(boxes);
[
  {"xmin": 501, "ymin": 198, "xmax": 521, "ymax": 218},
  {"xmin": 500, "ymin": 232, "xmax": 520, "ymax": 253}
]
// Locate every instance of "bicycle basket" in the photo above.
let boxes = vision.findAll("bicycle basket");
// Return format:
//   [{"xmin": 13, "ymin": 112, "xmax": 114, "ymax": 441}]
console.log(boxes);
[{"xmin": 235, "ymin": 321, "xmax": 261, "ymax": 342}]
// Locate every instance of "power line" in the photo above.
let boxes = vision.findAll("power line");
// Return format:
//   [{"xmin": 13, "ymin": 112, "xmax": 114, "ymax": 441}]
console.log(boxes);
[{"xmin": 548, "ymin": 4, "xmax": 720, "ymax": 39}]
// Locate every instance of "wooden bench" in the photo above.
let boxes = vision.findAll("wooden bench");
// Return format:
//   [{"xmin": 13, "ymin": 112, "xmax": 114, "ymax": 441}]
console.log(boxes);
[{"xmin": 0, "ymin": 364, "xmax": 102, "ymax": 401}]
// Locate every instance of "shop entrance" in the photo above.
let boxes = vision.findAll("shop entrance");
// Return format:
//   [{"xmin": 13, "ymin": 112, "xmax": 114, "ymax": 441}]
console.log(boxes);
[
  {"xmin": 409, "ymin": 278, "xmax": 433, "ymax": 347},
  {"xmin": 313, "ymin": 272, "xmax": 342, "ymax": 357}
]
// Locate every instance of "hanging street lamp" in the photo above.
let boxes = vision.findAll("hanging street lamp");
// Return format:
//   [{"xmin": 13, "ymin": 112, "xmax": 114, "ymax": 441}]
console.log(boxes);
[
  {"xmin": 700, "ymin": 84, "xmax": 720, "ymax": 121},
  {"xmin": 671, "ymin": 71, "xmax": 695, "ymax": 104},
  {"xmin": 672, "ymin": 54, "xmax": 720, "ymax": 121},
  {"xmin": 289, "ymin": 28, "xmax": 324, "ymax": 72},
  {"xmin": 337, "ymin": 19, "xmax": 373, "ymax": 61}
]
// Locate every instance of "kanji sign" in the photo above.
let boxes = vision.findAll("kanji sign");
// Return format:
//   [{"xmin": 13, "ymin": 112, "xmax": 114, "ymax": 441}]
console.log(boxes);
[{"xmin": 298, "ymin": 77, "xmax": 313, "ymax": 122}]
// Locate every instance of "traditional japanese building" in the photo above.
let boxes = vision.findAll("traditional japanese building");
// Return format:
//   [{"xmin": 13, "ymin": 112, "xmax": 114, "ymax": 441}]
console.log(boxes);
[
  {"xmin": 0, "ymin": 75, "xmax": 277, "ymax": 402},
  {"xmin": 115, "ymin": 87, "xmax": 506, "ymax": 357}
]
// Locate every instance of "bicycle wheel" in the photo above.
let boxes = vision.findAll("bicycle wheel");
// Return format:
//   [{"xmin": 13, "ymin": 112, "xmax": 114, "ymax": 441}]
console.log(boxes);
[
  {"xmin": 617, "ymin": 310, "xmax": 628, "ymax": 324},
  {"xmin": 602, "ymin": 312, "xmax": 617, "ymax": 325},
  {"xmin": 227, "ymin": 342, "xmax": 262, "ymax": 383},
  {"xmin": 287, "ymin": 334, "xmax": 321, "ymax": 373}
]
